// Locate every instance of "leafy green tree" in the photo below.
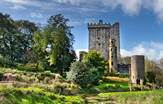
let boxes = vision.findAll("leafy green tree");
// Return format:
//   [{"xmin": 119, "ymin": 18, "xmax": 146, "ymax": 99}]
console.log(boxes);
[
  {"xmin": 144, "ymin": 58, "xmax": 162, "ymax": 84},
  {"xmin": 66, "ymin": 61, "xmax": 88, "ymax": 84},
  {"xmin": 145, "ymin": 58, "xmax": 158, "ymax": 72},
  {"xmin": 0, "ymin": 13, "xmax": 38, "ymax": 63},
  {"xmin": 145, "ymin": 72, "xmax": 156, "ymax": 83},
  {"xmin": 15, "ymin": 20, "xmax": 38, "ymax": 63},
  {"xmin": 82, "ymin": 50, "xmax": 105, "ymax": 73},
  {"xmin": 0, "ymin": 13, "xmax": 17, "ymax": 61},
  {"xmin": 82, "ymin": 51, "xmax": 106, "ymax": 84},
  {"xmin": 32, "ymin": 14, "xmax": 76, "ymax": 75},
  {"xmin": 67, "ymin": 51, "xmax": 106, "ymax": 87}
]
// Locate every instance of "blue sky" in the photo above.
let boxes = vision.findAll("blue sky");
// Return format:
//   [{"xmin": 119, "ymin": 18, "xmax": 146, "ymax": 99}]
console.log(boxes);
[{"xmin": 0, "ymin": 0, "xmax": 163, "ymax": 60}]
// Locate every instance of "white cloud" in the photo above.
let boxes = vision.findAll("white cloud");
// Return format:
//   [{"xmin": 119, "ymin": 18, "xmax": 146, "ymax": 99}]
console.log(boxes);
[
  {"xmin": 153, "ymin": 0, "xmax": 163, "ymax": 22},
  {"xmin": 2, "ymin": 0, "xmax": 163, "ymax": 22},
  {"xmin": 150, "ymin": 42, "xmax": 163, "ymax": 49},
  {"xmin": 121, "ymin": 42, "xmax": 163, "ymax": 60},
  {"xmin": 10, "ymin": 5, "xmax": 26, "ymax": 10},
  {"xmin": 30, "ymin": 12, "xmax": 43, "ymax": 18},
  {"xmin": 1, "ymin": 0, "xmax": 48, "ymax": 8},
  {"xmin": 54, "ymin": 0, "xmax": 142, "ymax": 15},
  {"xmin": 54, "ymin": 0, "xmax": 163, "ymax": 22},
  {"xmin": 102, "ymin": 0, "xmax": 142, "ymax": 15},
  {"xmin": 2, "ymin": 0, "xmax": 29, "ymax": 5},
  {"xmin": 119, "ymin": 0, "xmax": 142, "ymax": 15}
]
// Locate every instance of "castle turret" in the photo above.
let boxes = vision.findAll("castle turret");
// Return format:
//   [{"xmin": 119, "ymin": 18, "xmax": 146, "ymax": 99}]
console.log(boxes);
[{"xmin": 130, "ymin": 55, "xmax": 145, "ymax": 85}]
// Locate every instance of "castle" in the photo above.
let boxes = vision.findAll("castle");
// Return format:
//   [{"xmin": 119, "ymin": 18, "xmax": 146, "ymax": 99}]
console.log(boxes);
[
  {"xmin": 88, "ymin": 20, "xmax": 120, "ymax": 72},
  {"xmin": 80, "ymin": 20, "xmax": 145, "ymax": 86}
]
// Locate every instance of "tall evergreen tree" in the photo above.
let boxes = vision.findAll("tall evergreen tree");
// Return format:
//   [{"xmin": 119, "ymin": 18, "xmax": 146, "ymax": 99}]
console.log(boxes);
[{"xmin": 33, "ymin": 14, "xmax": 76, "ymax": 75}]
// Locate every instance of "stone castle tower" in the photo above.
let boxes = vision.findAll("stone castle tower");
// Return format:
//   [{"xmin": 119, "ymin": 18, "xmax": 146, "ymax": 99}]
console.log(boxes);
[
  {"xmin": 88, "ymin": 20, "xmax": 120, "ymax": 72},
  {"xmin": 130, "ymin": 55, "xmax": 145, "ymax": 85}
]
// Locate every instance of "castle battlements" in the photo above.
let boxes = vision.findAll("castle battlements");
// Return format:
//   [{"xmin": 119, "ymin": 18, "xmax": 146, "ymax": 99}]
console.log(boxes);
[{"xmin": 88, "ymin": 20, "xmax": 119, "ymax": 28}]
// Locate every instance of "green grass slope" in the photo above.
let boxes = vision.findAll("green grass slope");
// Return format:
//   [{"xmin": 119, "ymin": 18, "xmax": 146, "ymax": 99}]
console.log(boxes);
[
  {"xmin": 0, "ymin": 85, "xmax": 84, "ymax": 104},
  {"xmin": 84, "ymin": 89, "xmax": 163, "ymax": 104}
]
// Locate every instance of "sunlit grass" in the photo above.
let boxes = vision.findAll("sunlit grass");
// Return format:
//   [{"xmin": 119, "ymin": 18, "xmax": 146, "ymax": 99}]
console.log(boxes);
[{"xmin": 98, "ymin": 89, "xmax": 163, "ymax": 104}]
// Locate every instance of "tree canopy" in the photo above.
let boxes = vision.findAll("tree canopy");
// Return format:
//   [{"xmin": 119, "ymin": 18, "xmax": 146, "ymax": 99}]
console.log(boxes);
[
  {"xmin": 0, "ymin": 13, "xmax": 38, "ymax": 63},
  {"xmin": 32, "ymin": 14, "xmax": 76, "ymax": 75}
]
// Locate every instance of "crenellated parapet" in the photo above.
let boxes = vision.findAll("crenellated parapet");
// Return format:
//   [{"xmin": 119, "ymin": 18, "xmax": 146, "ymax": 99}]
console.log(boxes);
[{"xmin": 88, "ymin": 20, "xmax": 119, "ymax": 29}]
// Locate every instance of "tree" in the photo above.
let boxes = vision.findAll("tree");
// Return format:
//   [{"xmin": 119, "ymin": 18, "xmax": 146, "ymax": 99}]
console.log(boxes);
[
  {"xmin": 32, "ymin": 14, "xmax": 76, "ymax": 75},
  {"xmin": 67, "ymin": 61, "xmax": 103, "ymax": 87},
  {"xmin": 82, "ymin": 50, "xmax": 105, "ymax": 67},
  {"xmin": 0, "ymin": 13, "xmax": 38, "ymax": 63},
  {"xmin": 144, "ymin": 58, "xmax": 162, "ymax": 84},
  {"xmin": 67, "ymin": 51, "xmax": 106, "ymax": 87},
  {"xmin": 0, "ymin": 13, "xmax": 17, "ymax": 61},
  {"xmin": 145, "ymin": 58, "xmax": 158, "ymax": 72},
  {"xmin": 15, "ymin": 20, "xmax": 38, "ymax": 63},
  {"xmin": 160, "ymin": 58, "xmax": 163, "ymax": 65},
  {"xmin": 82, "ymin": 50, "xmax": 106, "ymax": 82}
]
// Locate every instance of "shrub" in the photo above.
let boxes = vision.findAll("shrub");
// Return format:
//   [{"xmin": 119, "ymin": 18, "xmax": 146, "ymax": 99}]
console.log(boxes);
[
  {"xmin": 67, "ymin": 61, "xmax": 104, "ymax": 88},
  {"xmin": 107, "ymin": 73, "xmax": 129, "ymax": 78},
  {"xmin": 0, "ymin": 56, "xmax": 16, "ymax": 67},
  {"xmin": 67, "ymin": 51, "xmax": 106, "ymax": 88},
  {"xmin": 16, "ymin": 63, "xmax": 44, "ymax": 72},
  {"xmin": 145, "ymin": 71, "xmax": 156, "ymax": 83},
  {"xmin": 66, "ymin": 61, "xmax": 88, "ymax": 85},
  {"xmin": 82, "ymin": 50, "xmax": 105, "ymax": 69}
]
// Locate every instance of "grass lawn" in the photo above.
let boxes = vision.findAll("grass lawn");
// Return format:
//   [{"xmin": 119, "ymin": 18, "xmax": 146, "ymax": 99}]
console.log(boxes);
[
  {"xmin": 0, "ymin": 67, "xmax": 163, "ymax": 104},
  {"xmin": 97, "ymin": 89, "xmax": 163, "ymax": 104},
  {"xmin": 0, "ymin": 85, "xmax": 84, "ymax": 104},
  {"xmin": 84, "ymin": 89, "xmax": 163, "ymax": 104},
  {"xmin": 96, "ymin": 80, "xmax": 129, "ymax": 92}
]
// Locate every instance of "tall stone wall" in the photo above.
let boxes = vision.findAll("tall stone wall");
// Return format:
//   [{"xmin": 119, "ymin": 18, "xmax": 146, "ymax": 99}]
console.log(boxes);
[
  {"xmin": 130, "ymin": 55, "xmax": 145, "ymax": 85},
  {"xmin": 88, "ymin": 20, "xmax": 120, "ymax": 61}
]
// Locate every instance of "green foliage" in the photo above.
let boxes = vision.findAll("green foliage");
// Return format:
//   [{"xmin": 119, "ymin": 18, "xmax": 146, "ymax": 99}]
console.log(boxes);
[
  {"xmin": 0, "ymin": 55, "xmax": 16, "ymax": 67},
  {"xmin": 145, "ymin": 71, "xmax": 156, "ymax": 83},
  {"xmin": 0, "ymin": 67, "xmax": 80, "ymax": 95},
  {"xmin": 0, "ymin": 86, "xmax": 83, "ymax": 104},
  {"xmin": 32, "ymin": 14, "xmax": 76, "ymax": 75},
  {"xmin": 107, "ymin": 73, "xmax": 129, "ymax": 78},
  {"xmin": 82, "ymin": 50, "xmax": 105, "ymax": 68},
  {"xmin": 96, "ymin": 81, "xmax": 129, "ymax": 92},
  {"xmin": 67, "ymin": 51, "xmax": 106, "ymax": 88},
  {"xmin": 67, "ymin": 61, "xmax": 103, "ymax": 87},
  {"xmin": 66, "ymin": 61, "xmax": 89, "ymax": 87},
  {"xmin": 144, "ymin": 58, "xmax": 163, "ymax": 86},
  {"xmin": 145, "ymin": 58, "xmax": 158, "ymax": 72},
  {"xmin": 16, "ymin": 63, "xmax": 43, "ymax": 72},
  {"xmin": 0, "ymin": 13, "xmax": 38, "ymax": 63}
]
